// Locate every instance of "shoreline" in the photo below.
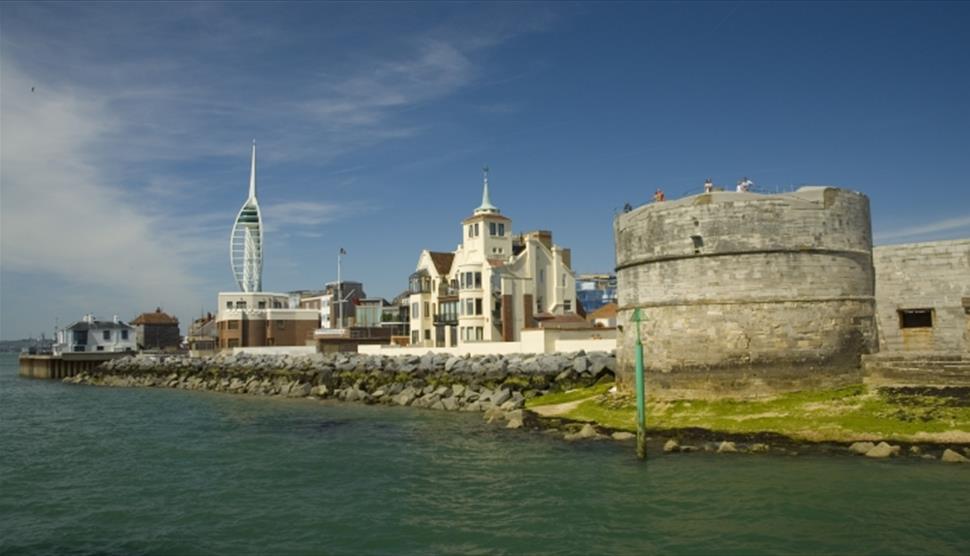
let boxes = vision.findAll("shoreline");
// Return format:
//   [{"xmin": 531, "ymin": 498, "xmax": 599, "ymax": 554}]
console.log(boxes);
[{"xmin": 57, "ymin": 351, "xmax": 970, "ymax": 463}]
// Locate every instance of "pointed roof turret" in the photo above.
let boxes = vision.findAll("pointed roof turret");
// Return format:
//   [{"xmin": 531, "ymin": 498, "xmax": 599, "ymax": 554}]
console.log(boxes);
[{"xmin": 474, "ymin": 165, "xmax": 500, "ymax": 215}]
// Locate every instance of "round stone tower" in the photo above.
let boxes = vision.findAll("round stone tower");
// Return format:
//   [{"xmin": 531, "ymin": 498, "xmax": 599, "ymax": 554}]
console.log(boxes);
[{"xmin": 614, "ymin": 186, "xmax": 876, "ymax": 398}]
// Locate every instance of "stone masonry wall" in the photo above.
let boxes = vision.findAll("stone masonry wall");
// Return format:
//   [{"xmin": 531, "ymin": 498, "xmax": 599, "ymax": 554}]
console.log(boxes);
[
  {"xmin": 614, "ymin": 187, "xmax": 876, "ymax": 398},
  {"xmin": 872, "ymin": 239, "xmax": 970, "ymax": 354}
]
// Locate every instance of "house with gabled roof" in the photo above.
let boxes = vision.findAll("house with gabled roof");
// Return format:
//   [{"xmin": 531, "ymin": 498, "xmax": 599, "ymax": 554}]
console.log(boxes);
[{"xmin": 407, "ymin": 168, "xmax": 577, "ymax": 348}]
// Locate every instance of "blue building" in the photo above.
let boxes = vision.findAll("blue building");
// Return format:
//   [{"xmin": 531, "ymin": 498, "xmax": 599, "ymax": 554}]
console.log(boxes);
[{"xmin": 576, "ymin": 274, "xmax": 617, "ymax": 315}]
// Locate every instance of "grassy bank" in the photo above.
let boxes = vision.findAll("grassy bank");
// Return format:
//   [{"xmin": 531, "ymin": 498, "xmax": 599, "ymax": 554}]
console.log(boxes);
[{"xmin": 527, "ymin": 383, "xmax": 970, "ymax": 444}]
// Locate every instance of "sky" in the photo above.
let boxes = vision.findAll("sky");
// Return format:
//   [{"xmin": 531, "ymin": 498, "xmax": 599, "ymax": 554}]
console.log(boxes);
[{"xmin": 1, "ymin": 1, "xmax": 968, "ymax": 340}]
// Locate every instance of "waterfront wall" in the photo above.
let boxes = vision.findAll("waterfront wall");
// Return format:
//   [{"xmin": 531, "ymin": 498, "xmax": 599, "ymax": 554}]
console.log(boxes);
[
  {"xmin": 359, "ymin": 328, "xmax": 616, "ymax": 357},
  {"xmin": 863, "ymin": 352, "xmax": 970, "ymax": 388},
  {"xmin": 65, "ymin": 351, "xmax": 617, "ymax": 413},
  {"xmin": 614, "ymin": 187, "xmax": 877, "ymax": 398},
  {"xmin": 872, "ymin": 239, "xmax": 970, "ymax": 353}
]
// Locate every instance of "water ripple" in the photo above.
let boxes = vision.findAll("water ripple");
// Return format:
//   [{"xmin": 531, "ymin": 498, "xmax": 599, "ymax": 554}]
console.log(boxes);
[{"xmin": 2, "ymin": 355, "xmax": 969, "ymax": 555}]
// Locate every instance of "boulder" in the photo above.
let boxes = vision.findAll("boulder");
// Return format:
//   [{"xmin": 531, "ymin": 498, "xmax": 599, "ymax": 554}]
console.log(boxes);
[
  {"xmin": 864, "ymin": 442, "xmax": 897, "ymax": 459},
  {"xmin": 396, "ymin": 391, "xmax": 416, "ymax": 406},
  {"xmin": 572, "ymin": 356, "xmax": 589, "ymax": 373},
  {"xmin": 564, "ymin": 423, "xmax": 600, "ymax": 441},
  {"xmin": 491, "ymin": 389, "xmax": 511, "ymax": 406},
  {"xmin": 611, "ymin": 432, "xmax": 635, "ymax": 441},
  {"xmin": 441, "ymin": 397, "xmax": 459, "ymax": 411},
  {"xmin": 663, "ymin": 439, "xmax": 680, "ymax": 453},
  {"xmin": 483, "ymin": 406, "xmax": 505, "ymax": 424},
  {"xmin": 749, "ymin": 443, "xmax": 769, "ymax": 453},
  {"xmin": 717, "ymin": 441, "xmax": 738, "ymax": 454},
  {"xmin": 849, "ymin": 441, "xmax": 875, "ymax": 455},
  {"xmin": 941, "ymin": 449, "xmax": 970, "ymax": 464},
  {"xmin": 505, "ymin": 410, "xmax": 524, "ymax": 429},
  {"xmin": 288, "ymin": 383, "xmax": 311, "ymax": 398}
]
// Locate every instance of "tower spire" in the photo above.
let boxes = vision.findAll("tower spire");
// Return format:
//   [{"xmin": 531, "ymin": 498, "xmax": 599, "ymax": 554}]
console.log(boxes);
[
  {"xmin": 248, "ymin": 139, "xmax": 257, "ymax": 200},
  {"xmin": 474, "ymin": 165, "xmax": 500, "ymax": 214}
]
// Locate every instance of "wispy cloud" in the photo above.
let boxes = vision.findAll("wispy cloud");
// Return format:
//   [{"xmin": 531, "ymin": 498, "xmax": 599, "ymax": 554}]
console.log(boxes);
[
  {"xmin": 875, "ymin": 214, "xmax": 970, "ymax": 243},
  {"xmin": 0, "ymin": 60, "xmax": 207, "ymax": 323},
  {"xmin": 0, "ymin": 3, "xmax": 559, "ymax": 338}
]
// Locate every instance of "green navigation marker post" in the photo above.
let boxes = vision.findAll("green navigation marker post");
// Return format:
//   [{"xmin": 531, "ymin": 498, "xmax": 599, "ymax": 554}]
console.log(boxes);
[{"xmin": 633, "ymin": 308, "xmax": 646, "ymax": 460}]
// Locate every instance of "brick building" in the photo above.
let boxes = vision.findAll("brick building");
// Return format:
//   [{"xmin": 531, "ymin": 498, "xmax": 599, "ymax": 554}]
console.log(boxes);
[{"xmin": 131, "ymin": 308, "xmax": 181, "ymax": 351}]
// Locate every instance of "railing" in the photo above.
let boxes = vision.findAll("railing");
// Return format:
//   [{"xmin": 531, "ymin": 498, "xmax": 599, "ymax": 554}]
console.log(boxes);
[{"xmin": 434, "ymin": 315, "xmax": 458, "ymax": 325}]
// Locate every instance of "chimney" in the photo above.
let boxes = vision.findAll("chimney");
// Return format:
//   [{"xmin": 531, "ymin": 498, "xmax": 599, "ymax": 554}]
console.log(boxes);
[{"xmin": 113, "ymin": 315, "xmax": 120, "ymax": 324}]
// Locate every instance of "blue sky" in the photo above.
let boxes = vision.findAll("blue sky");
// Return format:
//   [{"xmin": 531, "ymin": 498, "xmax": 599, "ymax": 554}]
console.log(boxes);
[{"xmin": 2, "ymin": 1, "xmax": 968, "ymax": 340}]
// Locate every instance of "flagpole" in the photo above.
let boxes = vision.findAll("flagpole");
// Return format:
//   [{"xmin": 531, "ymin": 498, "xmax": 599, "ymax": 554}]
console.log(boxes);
[{"xmin": 337, "ymin": 249, "xmax": 343, "ymax": 329}]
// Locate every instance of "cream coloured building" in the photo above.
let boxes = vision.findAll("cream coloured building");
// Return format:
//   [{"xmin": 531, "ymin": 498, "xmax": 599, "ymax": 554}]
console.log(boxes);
[{"xmin": 408, "ymin": 169, "xmax": 577, "ymax": 348}]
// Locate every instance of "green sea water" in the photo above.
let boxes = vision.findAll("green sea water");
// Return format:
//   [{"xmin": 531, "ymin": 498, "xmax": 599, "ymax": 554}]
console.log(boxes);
[{"xmin": 1, "ymin": 353, "xmax": 968, "ymax": 555}]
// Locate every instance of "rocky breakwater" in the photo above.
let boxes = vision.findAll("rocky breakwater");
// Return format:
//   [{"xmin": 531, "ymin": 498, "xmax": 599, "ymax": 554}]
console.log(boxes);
[{"xmin": 65, "ymin": 351, "xmax": 617, "ymax": 426}]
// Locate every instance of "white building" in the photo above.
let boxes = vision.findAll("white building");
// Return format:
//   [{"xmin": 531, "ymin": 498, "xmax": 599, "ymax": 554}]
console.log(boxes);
[
  {"xmin": 54, "ymin": 315, "xmax": 137, "ymax": 355},
  {"xmin": 408, "ymin": 168, "xmax": 577, "ymax": 348}
]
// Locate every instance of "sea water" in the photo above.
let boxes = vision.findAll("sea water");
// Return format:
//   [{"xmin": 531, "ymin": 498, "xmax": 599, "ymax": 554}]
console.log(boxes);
[{"xmin": 1, "ymin": 353, "xmax": 968, "ymax": 555}]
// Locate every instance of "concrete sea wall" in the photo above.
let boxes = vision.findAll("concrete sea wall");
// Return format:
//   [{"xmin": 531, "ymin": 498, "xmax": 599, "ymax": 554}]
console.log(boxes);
[
  {"xmin": 65, "ymin": 351, "xmax": 617, "ymax": 414},
  {"xmin": 614, "ymin": 187, "xmax": 877, "ymax": 398}
]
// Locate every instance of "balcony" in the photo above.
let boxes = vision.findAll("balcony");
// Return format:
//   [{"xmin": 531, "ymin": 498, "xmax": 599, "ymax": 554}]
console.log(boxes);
[{"xmin": 434, "ymin": 314, "xmax": 458, "ymax": 326}]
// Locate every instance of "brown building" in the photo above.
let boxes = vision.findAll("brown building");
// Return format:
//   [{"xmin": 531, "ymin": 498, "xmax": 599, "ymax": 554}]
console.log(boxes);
[
  {"xmin": 131, "ymin": 308, "xmax": 181, "ymax": 351},
  {"xmin": 216, "ymin": 292, "xmax": 320, "ymax": 350}
]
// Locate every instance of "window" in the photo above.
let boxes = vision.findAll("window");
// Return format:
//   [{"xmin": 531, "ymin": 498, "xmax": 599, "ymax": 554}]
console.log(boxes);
[
  {"xmin": 424, "ymin": 302, "xmax": 430, "ymax": 318},
  {"xmin": 236, "ymin": 301, "xmax": 247, "ymax": 309},
  {"xmin": 227, "ymin": 320, "xmax": 239, "ymax": 329},
  {"xmin": 476, "ymin": 327, "xmax": 483, "ymax": 340},
  {"xmin": 258, "ymin": 301, "xmax": 266, "ymax": 309},
  {"xmin": 465, "ymin": 299, "xmax": 475, "ymax": 316},
  {"xmin": 468, "ymin": 225, "xmax": 473, "ymax": 238},
  {"xmin": 475, "ymin": 298, "xmax": 483, "ymax": 315},
  {"xmin": 226, "ymin": 301, "xmax": 232, "ymax": 309},
  {"xmin": 498, "ymin": 223, "xmax": 505, "ymax": 236},
  {"xmin": 412, "ymin": 330, "xmax": 419, "ymax": 344},
  {"xmin": 564, "ymin": 299, "xmax": 572, "ymax": 312},
  {"xmin": 424, "ymin": 330, "xmax": 431, "ymax": 340},
  {"xmin": 121, "ymin": 330, "xmax": 129, "ymax": 340},
  {"xmin": 412, "ymin": 302, "xmax": 419, "ymax": 318},
  {"xmin": 474, "ymin": 223, "xmax": 479, "ymax": 237},
  {"xmin": 899, "ymin": 309, "xmax": 933, "ymax": 328},
  {"xmin": 539, "ymin": 269, "xmax": 545, "ymax": 283},
  {"xmin": 273, "ymin": 301, "xmax": 283, "ymax": 308},
  {"xmin": 102, "ymin": 330, "xmax": 110, "ymax": 340},
  {"xmin": 561, "ymin": 273, "xmax": 566, "ymax": 287},
  {"xmin": 489, "ymin": 222, "xmax": 497, "ymax": 236},
  {"xmin": 537, "ymin": 297, "xmax": 543, "ymax": 312},
  {"xmin": 96, "ymin": 345, "xmax": 104, "ymax": 351},
  {"xmin": 475, "ymin": 272, "xmax": 482, "ymax": 288}
]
